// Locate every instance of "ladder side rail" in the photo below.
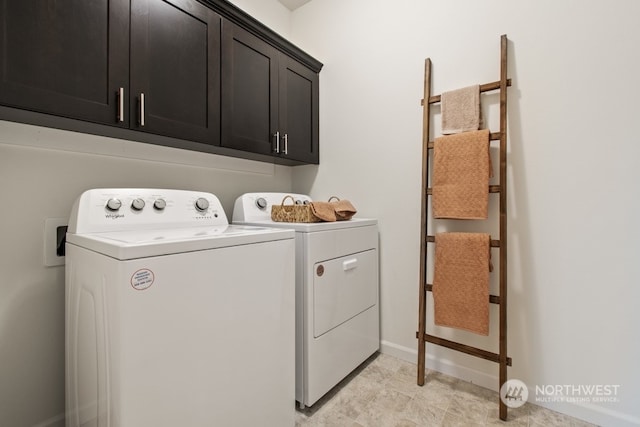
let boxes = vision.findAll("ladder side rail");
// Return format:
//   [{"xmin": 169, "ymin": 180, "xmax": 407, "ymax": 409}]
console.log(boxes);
[{"xmin": 416, "ymin": 58, "xmax": 432, "ymax": 386}]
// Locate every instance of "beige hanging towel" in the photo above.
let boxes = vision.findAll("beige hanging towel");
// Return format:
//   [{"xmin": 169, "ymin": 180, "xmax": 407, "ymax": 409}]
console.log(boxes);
[
  {"xmin": 432, "ymin": 129, "xmax": 491, "ymax": 219},
  {"xmin": 433, "ymin": 232, "xmax": 491, "ymax": 336},
  {"xmin": 441, "ymin": 84, "xmax": 481, "ymax": 134}
]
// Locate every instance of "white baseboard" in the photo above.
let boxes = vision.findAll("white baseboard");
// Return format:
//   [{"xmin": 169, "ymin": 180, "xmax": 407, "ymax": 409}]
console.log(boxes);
[
  {"xmin": 380, "ymin": 340, "xmax": 498, "ymax": 391},
  {"xmin": 379, "ymin": 340, "xmax": 639, "ymax": 426},
  {"xmin": 32, "ymin": 411, "xmax": 65, "ymax": 427},
  {"xmin": 535, "ymin": 399, "xmax": 640, "ymax": 427},
  {"xmin": 379, "ymin": 340, "xmax": 417, "ymax": 364}
]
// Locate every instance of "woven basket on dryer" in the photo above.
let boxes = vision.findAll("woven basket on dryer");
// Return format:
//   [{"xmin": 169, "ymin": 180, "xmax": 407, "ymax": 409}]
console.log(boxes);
[
  {"xmin": 271, "ymin": 195, "xmax": 321, "ymax": 223},
  {"xmin": 271, "ymin": 195, "xmax": 358, "ymax": 223}
]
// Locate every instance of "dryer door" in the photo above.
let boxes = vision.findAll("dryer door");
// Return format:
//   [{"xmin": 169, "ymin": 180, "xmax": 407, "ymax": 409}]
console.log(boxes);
[{"xmin": 313, "ymin": 249, "xmax": 378, "ymax": 338}]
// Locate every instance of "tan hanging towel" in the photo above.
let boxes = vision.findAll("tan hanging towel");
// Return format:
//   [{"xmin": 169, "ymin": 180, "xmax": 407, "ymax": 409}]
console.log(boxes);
[
  {"xmin": 433, "ymin": 232, "xmax": 491, "ymax": 336},
  {"xmin": 441, "ymin": 84, "xmax": 481, "ymax": 134},
  {"xmin": 432, "ymin": 129, "xmax": 491, "ymax": 219}
]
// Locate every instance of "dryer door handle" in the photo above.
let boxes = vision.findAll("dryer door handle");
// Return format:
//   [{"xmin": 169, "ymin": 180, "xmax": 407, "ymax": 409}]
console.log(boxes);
[{"xmin": 343, "ymin": 258, "xmax": 358, "ymax": 271}]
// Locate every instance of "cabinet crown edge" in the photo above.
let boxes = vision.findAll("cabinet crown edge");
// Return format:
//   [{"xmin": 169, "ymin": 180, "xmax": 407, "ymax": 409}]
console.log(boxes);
[{"xmin": 199, "ymin": 0, "xmax": 323, "ymax": 72}]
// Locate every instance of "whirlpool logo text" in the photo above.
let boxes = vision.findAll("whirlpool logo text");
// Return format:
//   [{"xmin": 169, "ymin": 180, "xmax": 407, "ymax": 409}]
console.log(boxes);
[{"xmin": 105, "ymin": 213, "xmax": 124, "ymax": 219}]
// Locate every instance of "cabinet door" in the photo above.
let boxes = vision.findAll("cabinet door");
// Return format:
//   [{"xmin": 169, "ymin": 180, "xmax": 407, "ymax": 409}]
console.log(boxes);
[
  {"xmin": 130, "ymin": 0, "xmax": 221, "ymax": 145},
  {"xmin": 279, "ymin": 55, "xmax": 319, "ymax": 164},
  {"xmin": 221, "ymin": 21, "xmax": 278, "ymax": 156},
  {"xmin": 0, "ymin": 0, "xmax": 129, "ymax": 126}
]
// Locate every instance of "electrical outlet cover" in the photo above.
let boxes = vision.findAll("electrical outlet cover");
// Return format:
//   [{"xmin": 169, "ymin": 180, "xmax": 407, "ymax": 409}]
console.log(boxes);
[{"xmin": 44, "ymin": 218, "xmax": 67, "ymax": 267}]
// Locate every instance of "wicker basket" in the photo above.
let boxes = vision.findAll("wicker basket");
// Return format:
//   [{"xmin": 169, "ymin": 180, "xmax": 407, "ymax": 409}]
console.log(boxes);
[{"xmin": 271, "ymin": 195, "xmax": 322, "ymax": 223}]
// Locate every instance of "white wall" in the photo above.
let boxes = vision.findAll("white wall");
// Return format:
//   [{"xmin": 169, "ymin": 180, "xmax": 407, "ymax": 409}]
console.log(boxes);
[
  {"xmin": 227, "ymin": 0, "xmax": 291, "ymax": 38},
  {"xmin": 0, "ymin": 2, "xmax": 291, "ymax": 426},
  {"xmin": 3, "ymin": 1, "xmax": 640, "ymax": 426},
  {"xmin": 290, "ymin": 0, "xmax": 640, "ymax": 426}
]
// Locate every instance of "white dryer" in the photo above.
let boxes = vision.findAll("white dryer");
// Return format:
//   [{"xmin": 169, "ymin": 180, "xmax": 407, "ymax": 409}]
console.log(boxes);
[
  {"xmin": 65, "ymin": 189, "xmax": 295, "ymax": 427},
  {"xmin": 232, "ymin": 192, "xmax": 379, "ymax": 408}
]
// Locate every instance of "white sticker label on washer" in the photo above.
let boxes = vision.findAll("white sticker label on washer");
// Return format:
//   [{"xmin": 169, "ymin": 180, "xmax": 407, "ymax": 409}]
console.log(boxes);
[{"xmin": 131, "ymin": 269, "xmax": 155, "ymax": 290}]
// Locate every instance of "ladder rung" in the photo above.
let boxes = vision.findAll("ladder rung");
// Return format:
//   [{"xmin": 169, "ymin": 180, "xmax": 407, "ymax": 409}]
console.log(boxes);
[
  {"xmin": 426, "ymin": 235, "xmax": 501, "ymax": 247},
  {"xmin": 425, "ymin": 284, "xmax": 501, "ymax": 304},
  {"xmin": 427, "ymin": 133, "xmax": 502, "ymax": 148},
  {"xmin": 416, "ymin": 332, "xmax": 512, "ymax": 366},
  {"xmin": 426, "ymin": 186, "xmax": 501, "ymax": 195},
  {"xmin": 420, "ymin": 79, "xmax": 512, "ymax": 105}
]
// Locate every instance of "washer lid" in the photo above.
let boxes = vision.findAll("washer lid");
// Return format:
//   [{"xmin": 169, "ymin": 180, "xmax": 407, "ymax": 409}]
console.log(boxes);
[{"xmin": 66, "ymin": 225, "xmax": 294, "ymax": 260}]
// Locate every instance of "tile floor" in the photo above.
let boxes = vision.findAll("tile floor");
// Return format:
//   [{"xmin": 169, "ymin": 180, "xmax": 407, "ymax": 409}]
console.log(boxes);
[{"xmin": 295, "ymin": 353, "xmax": 597, "ymax": 427}]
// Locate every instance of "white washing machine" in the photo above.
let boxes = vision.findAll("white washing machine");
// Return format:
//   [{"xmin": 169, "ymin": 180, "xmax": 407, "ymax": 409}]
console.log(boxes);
[
  {"xmin": 232, "ymin": 192, "xmax": 379, "ymax": 408},
  {"xmin": 65, "ymin": 188, "xmax": 295, "ymax": 427}
]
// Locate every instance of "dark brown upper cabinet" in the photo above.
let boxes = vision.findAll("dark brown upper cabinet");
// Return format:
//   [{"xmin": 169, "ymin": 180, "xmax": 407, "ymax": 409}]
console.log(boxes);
[
  {"xmin": 0, "ymin": 0, "xmax": 221, "ymax": 145},
  {"xmin": 221, "ymin": 21, "xmax": 319, "ymax": 164},
  {"xmin": 0, "ymin": 0, "xmax": 322, "ymax": 164},
  {"xmin": 0, "ymin": 0, "xmax": 130, "ymax": 126},
  {"xmin": 278, "ymin": 55, "xmax": 319, "ymax": 164},
  {"xmin": 221, "ymin": 21, "xmax": 278, "ymax": 157},
  {"xmin": 130, "ymin": 0, "xmax": 221, "ymax": 144}
]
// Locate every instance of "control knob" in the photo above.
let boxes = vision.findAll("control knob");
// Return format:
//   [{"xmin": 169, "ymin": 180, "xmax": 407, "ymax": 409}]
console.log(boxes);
[
  {"xmin": 195, "ymin": 197, "xmax": 209, "ymax": 212},
  {"xmin": 106, "ymin": 198, "xmax": 122, "ymax": 211},
  {"xmin": 153, "ymin": 199, "xmax": 167, "ymax": 210},
  {"xmin": 255, "ymin": 197, "xmax": 267, "ymax": 209},
  {"xmin": 131, "ymin": 198, "xmax": 145, "ymax": 211}
]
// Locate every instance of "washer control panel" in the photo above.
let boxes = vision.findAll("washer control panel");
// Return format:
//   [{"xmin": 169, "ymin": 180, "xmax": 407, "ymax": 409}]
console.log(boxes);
[{"xmin": 68, "ymin": 188, "xmax": 228, "ymax": 234}]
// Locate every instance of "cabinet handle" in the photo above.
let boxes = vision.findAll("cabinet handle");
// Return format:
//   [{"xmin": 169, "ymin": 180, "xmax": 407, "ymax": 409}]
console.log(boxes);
[
  {"xmin": 139, "ymin": 93, "xmax": 145, "ymax": 127},
  {"xmin": 273, "ymin": 131, "xmax": 280, "ymax": 153},
  {"xmin": 117, "ymin": 87, "xmax": 124, "ymax": 122},
  {"xmin": 283, "ymin": 133, "xmax": 288, "ymax": 155}
]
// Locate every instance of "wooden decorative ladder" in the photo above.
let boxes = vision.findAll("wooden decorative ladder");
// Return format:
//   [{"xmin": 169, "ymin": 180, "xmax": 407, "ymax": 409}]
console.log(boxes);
[{"xmin": 416, "ymin": 34, "xmax": 513, "ymax": 420}]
